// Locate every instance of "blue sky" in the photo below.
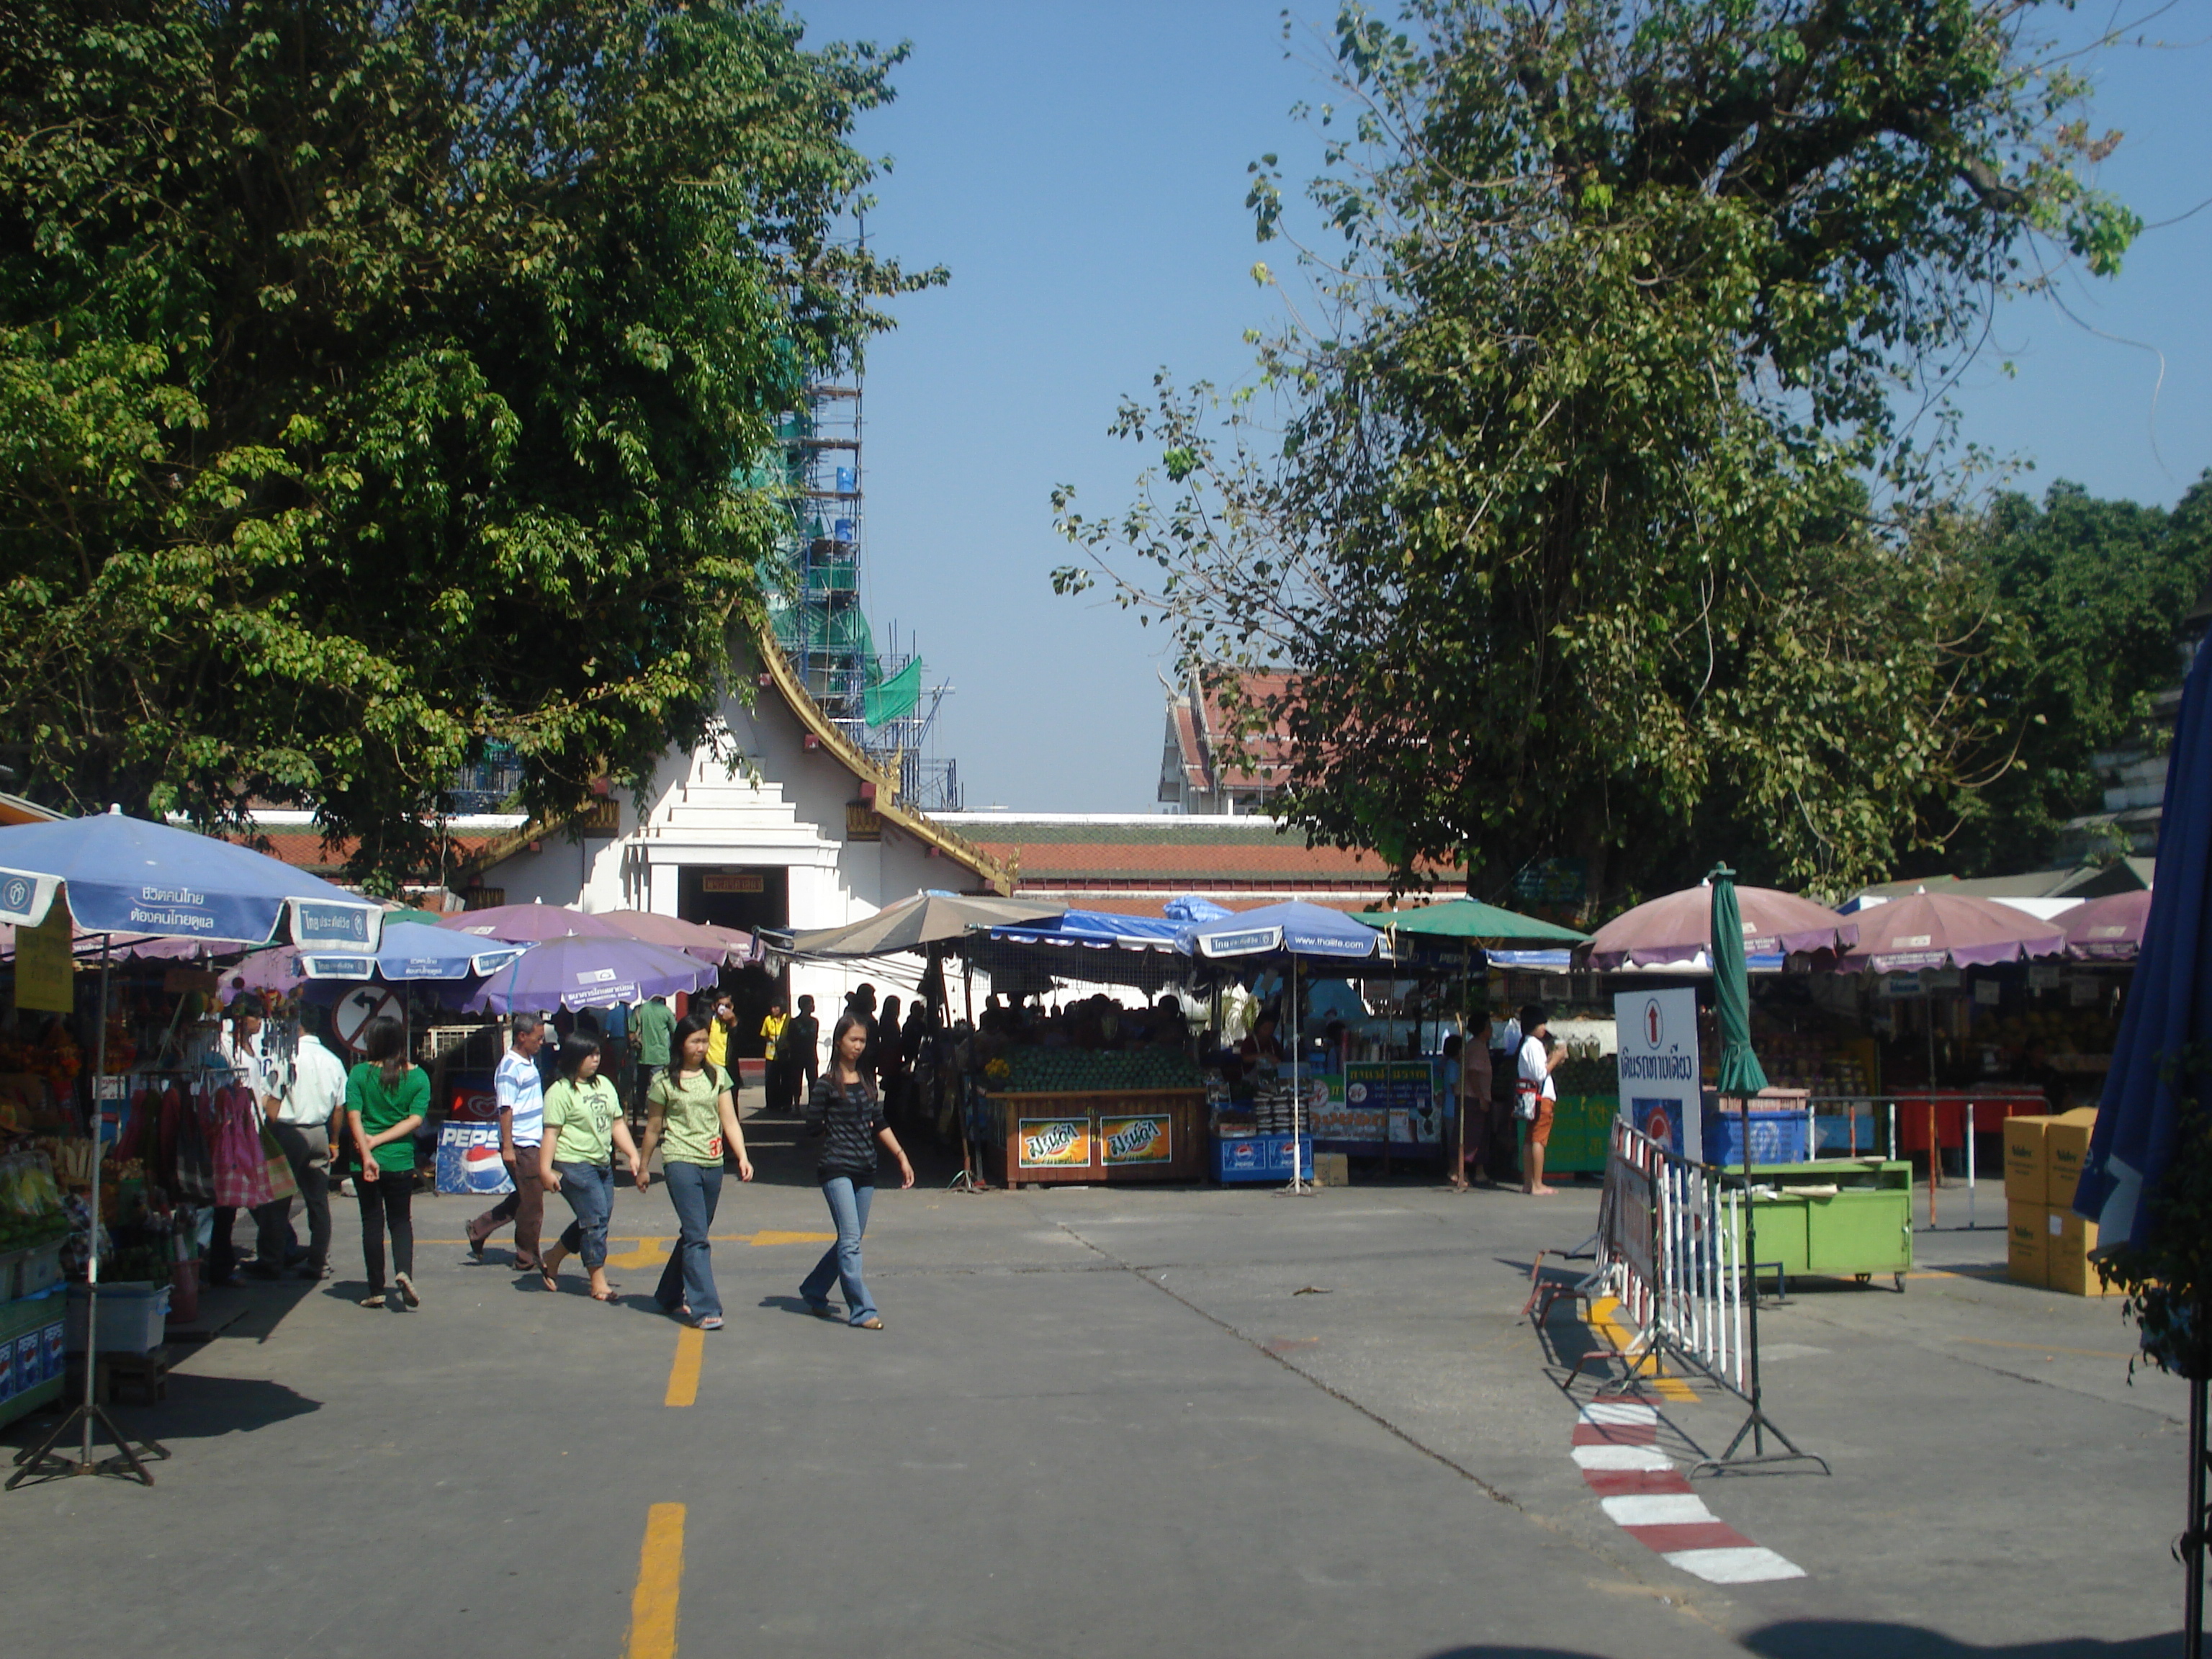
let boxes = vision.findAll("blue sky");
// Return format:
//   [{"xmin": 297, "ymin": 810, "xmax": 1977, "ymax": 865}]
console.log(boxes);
[{"xmin": 793, "ymin": 1, "xmax": 2212, "ymax": 815}]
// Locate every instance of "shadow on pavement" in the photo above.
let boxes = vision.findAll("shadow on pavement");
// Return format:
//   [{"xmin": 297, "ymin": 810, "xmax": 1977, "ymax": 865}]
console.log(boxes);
[{"xmin": 1420, "ymin": 1629, "xmax": 2179, "ymax": 1659}]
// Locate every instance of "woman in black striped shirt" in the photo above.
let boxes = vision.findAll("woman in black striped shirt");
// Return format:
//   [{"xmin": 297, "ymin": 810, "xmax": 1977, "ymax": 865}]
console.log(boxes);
[{"xmin": 799, "ymin": 1012, "xmax": 914, "ymax": 1328}]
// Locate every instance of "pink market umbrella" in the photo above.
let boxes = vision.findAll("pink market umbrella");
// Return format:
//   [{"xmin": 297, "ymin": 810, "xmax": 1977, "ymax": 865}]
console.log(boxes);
[
  {"xmin": 434, "ymin": 902, "xmax": 631, "ymax": 944},
  {"xmin": 1837, "ymin": 890, "xmax": 2066, "ymax": 973},
  {"xmin": 470, "ymin": 935, "xmax": 716, "ymax": 1014},
  {"xmin": 1588, "ymin": 884, "xmax": 1855, "ymax": 968},
  {"xmin": 2062, "ymin": 889, "xmax": 2151, "ymax": 961},
  {"xmin": 593, "ymin": 909, "xmax": 756, "ymax": 965}
]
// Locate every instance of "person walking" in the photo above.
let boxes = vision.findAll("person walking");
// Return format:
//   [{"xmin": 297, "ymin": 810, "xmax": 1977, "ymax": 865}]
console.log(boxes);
[
  {"xmin": 467, "ymin": 1013, "xmax": 549, "ymax": 1271},
  {"xmin": 778, "ymin": 994, "xmax": 820, "ymax": 1114},
  {"xmin": 634, "ymin": 994, "xmax": 674, "ymax": 1127},
  {"xmin": 344, "ymin": 1017, "xmax": 428, "ymax": 1308},
  {"xmin": 537, "ymin": 1032, "xmax": 643, "ymax": 1302},
  {"xmin": 1516, "ymin": 1003, "xmax": 1563, "ymax": 1197},
  {"xmin": 256, "ymin": 1004, "xmax": 348, "ymax": 1279},
  {"xmin": 638, "ymin": 1015, "xmax": 753, "ymax": 1329},
  {"xmin": 800, "ymin": 1012, "xmax": 914, "ymax": 1329},
  {"xmin": 1458, "ymin": 1025, "xmax": 1494, "ymax": 1190}
]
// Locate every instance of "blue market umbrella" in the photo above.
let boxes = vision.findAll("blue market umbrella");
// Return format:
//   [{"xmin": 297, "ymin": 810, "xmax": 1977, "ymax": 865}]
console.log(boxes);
[
  {"xmin": 1180, "ymin": 899, "xmax": 1383, "ymax": 962},
  {"xmin": 0, "ymin": 806, "xmax": 382, "ymax": 948},
  {"xmin": 296, "ymin": 922, "xmax": 525, "ymax": 984},
  {"xmin": 0, "ymin": 809, "xmax": 381, "ymax": 1491},
  {"xmin": 2076, "ymin": 641, "xmax": 2212, "ymax": 1653}
]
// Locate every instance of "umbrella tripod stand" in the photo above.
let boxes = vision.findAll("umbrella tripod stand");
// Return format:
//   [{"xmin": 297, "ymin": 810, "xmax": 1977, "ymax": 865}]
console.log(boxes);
[
  {"xmin": 1690, "ymin": 1167, "xmax": 1829, "ymax": 1479},
  {"xmin": 9, "ymin": 935, "xmax": 168, "ymax": 1489}
]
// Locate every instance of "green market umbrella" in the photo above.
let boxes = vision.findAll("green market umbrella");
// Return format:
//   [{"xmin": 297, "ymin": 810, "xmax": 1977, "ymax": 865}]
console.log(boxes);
[
  {"xmin": 1698, "ymin": 864, "xmax": 1825, "ymax": 1477},
  {"xmin": 1352, "ymin": 898, "xmax": 1589, "ymax": 945}
]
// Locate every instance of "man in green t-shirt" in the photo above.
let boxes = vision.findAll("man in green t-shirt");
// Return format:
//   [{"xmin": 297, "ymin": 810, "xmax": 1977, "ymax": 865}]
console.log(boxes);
[{"xmin": 633, "ymin": 996, "xmax": 675, "ymax": 1125}]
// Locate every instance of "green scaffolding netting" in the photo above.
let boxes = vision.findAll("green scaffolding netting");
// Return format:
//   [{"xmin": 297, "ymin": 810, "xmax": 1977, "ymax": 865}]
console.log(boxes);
[{"xmin": 863, "ymin": 657, "xmax": 922, "ymax": 727}]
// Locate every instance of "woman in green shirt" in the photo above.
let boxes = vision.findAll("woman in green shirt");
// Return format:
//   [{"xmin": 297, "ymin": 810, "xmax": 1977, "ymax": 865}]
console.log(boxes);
[
  {"xmin": 537, "ymin": 1032, "xmax": 643, "ymax": 1302},
  {"xmin": 638, "ymin": 1015, "xmax": 754, "ymax": 1330},
  {"xmin": 344, "ymin": 1017, "xmax": 429, "ymax": 1309}
]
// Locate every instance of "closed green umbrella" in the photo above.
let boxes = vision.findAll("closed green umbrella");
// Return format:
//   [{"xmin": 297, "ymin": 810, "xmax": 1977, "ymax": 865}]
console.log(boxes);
[
  {"xmin": 1709, "ymin": 867, "xmax": 1769, "ymax": 1098},
  {"xmin": 1700, "ymin": 863, "xmax": 1823, "ymax": 1475}
]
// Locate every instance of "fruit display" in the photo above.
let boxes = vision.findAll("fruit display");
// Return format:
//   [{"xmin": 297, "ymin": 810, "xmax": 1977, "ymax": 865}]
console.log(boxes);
[
  {"xmin": 0, "ymin": 1148, "xmax": 68, "ymax": 1247},
  {"xmin": 0, "ymin": 1023, "xmax": 80, "ymax": 1101},
  {"xmin": 1552, "ymin": 1053, "xmax": 1618, "ymax": 1097},
  {"xmin": 989, "ymin": 1046, "xmax": 1202, "ymax": 1094}
]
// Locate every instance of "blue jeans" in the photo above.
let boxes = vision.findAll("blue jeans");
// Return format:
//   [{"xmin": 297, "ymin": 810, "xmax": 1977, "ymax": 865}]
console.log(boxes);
[
  {"xmin": 655, "ymin": 1161, "xmax": 724, "ymax": 1321},
  {"xmin": 554, "ymin": 1161, "xmax": 613, "ymax": 1269},
  {"xmin": 799, "ymin": 1176, "xmax": 876, "ymax": 1323}
]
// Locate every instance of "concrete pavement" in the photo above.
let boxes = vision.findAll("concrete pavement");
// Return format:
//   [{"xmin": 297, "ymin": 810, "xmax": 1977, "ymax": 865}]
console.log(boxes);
[{"xmin": 1, "ymin": 1111, "xmax": 2187, "ymax": 1658}]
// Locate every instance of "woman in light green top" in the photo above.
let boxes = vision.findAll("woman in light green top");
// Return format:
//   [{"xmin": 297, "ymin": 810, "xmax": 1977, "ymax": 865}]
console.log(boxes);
[
  {"xmin": 537, "ymin": 1033, "xmax": 643, "ymax": 1302},
  {"xmin": 639, "ymin": 1015, "xmax": 753, "ymax": 1329}
]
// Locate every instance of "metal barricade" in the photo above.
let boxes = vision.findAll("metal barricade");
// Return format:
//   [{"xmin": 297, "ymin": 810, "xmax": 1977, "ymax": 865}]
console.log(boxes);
[
  {"xmin": 1805, "ymin": 1092, "xmax": 2029, "ymax": 1231},
  {"xmin": 1593, "ymin": 1120, "xmax": 1745, "ymax": 1397}
]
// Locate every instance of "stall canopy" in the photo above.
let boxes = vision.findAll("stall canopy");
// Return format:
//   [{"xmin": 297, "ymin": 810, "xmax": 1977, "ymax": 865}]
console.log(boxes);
[
  {"xmin": 1834, "ymin": 890, "xmax": 2066, "ymax": 973},
  {"xmin": 983, "ymin": 909, "xmax": 1190, "ymax": 953},
  {"xmin": 2062, "ymin": 890, "xmax": 2152, "ymax": 961},
  {"xmin": 1588, "ymin": 882, "xmax": 1851, "ymax": 969},
  {"xmin": 773, "ymin": 891, "xmax": 1063, "ymax": 959},
  {"xmin": 0, "ymin": 807, "xmax": 382, "ymax": 948}
]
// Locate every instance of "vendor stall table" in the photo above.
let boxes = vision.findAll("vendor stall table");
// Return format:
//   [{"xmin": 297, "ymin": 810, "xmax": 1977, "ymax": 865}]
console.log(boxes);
[
  {"xmin": 985, "ymin": 1090, "xmax": 1208, "ymax": 1188},
  {"xmin": 1724, "ymin": 1158, "xmax": 1915, "ymax": 1290}
]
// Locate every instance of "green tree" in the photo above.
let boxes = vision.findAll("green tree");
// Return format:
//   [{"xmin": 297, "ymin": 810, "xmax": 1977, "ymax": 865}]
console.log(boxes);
[
  {"xmin": 1941, "ymin": 475, "xmax": 2212, "ymax": 876},
  {"xmin": 1054, "ymin": 1, "xmax": 2139, "ymax": 907},
  {"xmin": 0, "ymin": 1, "xmax": 937, "ymax": 886}
]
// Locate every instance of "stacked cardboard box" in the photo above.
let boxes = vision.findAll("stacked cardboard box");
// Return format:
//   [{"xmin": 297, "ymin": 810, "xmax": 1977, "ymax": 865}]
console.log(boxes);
[{"xmin": 2002, "ymin": 1109, "xmax": 2113, "ymax": 1295}]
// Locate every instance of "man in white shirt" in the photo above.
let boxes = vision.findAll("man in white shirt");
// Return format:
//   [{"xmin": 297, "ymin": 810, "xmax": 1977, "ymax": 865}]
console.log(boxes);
[
  {"xmin": 1516, "ymin": 1003, "xmax": 1563, "ymax": 1197},
  {"xmin": 467, "ymin": 1013, "xmax": 548, "ymax": 1271},
  {"xmin": 253, "ymin": 1007, "xmax": 349, "ymax": 1280}
]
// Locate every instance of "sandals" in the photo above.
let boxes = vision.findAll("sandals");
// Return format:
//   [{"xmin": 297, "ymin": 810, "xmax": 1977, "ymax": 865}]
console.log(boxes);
[
  {"xmin": 696, "ymin": 1316, "xmax": 724, "ymax": 1331},
  {"xmin": 395, "ymin": 1272, "xmax": 420, "ymax": 1308},
  {"xmin": 854, "ymin": 1316, "xmax": 884, "ymax": 1331},
  {"xmin": 360, "ymin": 1293, "xmax": 387, "ymax": 1309},
  {"xmin": 588, "ymin": 1287, "xmax": 619, "ymax": 1303},
  {"xmin": 805, "ymin": 1300, "xmax": 839, "ymax": 1321},
  {"xmin": 539, "ymin": 1266, "xmax": 559, "ymax": 1292}
]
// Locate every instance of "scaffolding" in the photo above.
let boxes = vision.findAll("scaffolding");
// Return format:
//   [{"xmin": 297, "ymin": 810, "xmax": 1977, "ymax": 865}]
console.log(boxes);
[{"xmin": 765, "ymin": 381, "xmax": 963, "ymax": 814}]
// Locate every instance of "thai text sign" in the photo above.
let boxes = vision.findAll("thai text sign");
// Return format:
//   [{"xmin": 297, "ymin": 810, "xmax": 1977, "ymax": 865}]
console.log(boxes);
[
  {"xmin": 1100, "ymin": 1115, "xmax": 1172, "ymax": 1164},
  {"xmin": 1614, "ymin": 987, "xmax": 1701, "ymax": 1164},
  {"xmin": 1017, "ymin": 1117, "xmax": 1092, "ymax": 1169}
]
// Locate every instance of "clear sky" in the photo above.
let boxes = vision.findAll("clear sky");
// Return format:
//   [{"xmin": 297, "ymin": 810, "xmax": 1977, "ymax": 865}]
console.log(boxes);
[{"xmin": 792, "ymin": 1, "xmax": 2212, "ymax": 816}]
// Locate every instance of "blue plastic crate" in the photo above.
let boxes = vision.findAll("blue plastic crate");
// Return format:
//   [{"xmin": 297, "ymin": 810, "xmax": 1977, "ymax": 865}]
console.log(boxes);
[
  {"xmin": 1700, "ymin": 1108, "xmax": 1812, "ymax": 1166},
  {"xmin": 1213, "ymin": 1133, "xmax": 1313, "ymax": 1184}
]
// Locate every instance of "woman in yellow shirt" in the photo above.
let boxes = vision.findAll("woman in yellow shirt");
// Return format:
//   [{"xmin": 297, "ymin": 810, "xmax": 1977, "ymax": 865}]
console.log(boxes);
[
  {"xmin": 759, "ymin": 999, "xmax": 788, "ymax": 1112},
  {"xmin": 703, "ymin": 993, "xmax": 733, "ymax": 1070}
]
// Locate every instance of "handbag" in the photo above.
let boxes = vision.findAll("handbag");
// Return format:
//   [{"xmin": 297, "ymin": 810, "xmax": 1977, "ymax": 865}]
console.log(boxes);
[
  {"xmin": 260, "ymin": 1123, "xmax": 300, "ymax": 1205},
  {"xmin": 1514, "ymin": 1082, "xmax": 1542, "ymax": 1123}
]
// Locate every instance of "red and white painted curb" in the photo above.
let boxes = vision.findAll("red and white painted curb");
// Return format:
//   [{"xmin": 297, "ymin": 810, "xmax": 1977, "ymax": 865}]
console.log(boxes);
[{"xmin": 1573, "ymin": 1401, "xmax": 1805, "ymax": 1585}]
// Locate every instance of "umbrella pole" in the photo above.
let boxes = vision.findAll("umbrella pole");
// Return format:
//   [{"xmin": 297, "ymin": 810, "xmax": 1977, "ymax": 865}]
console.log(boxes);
[
  {"xmin": 1285, "ymin": 958, "xmax": 1310, "ymax": 1195},
  {"xmin": 10, "ymin": 932, "xmax": 166, "ymax": 1488}
]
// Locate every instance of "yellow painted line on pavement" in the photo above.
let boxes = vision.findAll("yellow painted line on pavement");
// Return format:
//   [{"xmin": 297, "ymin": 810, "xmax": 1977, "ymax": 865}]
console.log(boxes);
[
  {"xmin": 426, "ymin": 1231, "xmax": 832, "ymax": 1248},
  {"xmin": 665, "ymin": 1327, "xmax": 705, "ymax": 1408},
  {"xmin": 608, "ymin": 1237, "xmax": 673, "ymax": 1270},
  {"xmin": 1588, "ymin": 1295, "xmax": 1698, "ymax": 1403},
  {"xmin": 622, "ymin": 1502, "xmax": 686, "ymax": 1659},
  {"xmin": 745, "ymin": 1230, "xmax": 835, "ymax": 1246}
]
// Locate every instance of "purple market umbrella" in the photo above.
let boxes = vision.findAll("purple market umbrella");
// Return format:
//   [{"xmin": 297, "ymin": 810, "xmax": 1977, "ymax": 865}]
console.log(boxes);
[
  {"xmin": 435, "ymin": 902, "xmax": 631, "ymax": 944},
  {"xmin": 1834, "ymin": 890, "xmax": 2065, "ymax": 973},
  {"xmin": 591, "ymin": 909, "xmax": 757, "ymax": 965},
  {"xmin": 1588, "ymin": 884, "xmax": 1853, "ymax": 968},
  {"xmin": 2062, "ymin": 890, "xmax": 2152, "ymax": 962},
  {"xmin": 472, "ymin": 935, "xmax": 716, "ymax": 1014}
]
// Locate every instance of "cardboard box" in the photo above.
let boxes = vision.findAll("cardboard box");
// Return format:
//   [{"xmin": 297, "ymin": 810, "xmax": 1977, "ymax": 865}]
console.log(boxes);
[
  {"xmin": 2004, "ymin": 1116, "xmax": 2051, "ymax": 1203},
  {"xmin": 2007, "ymin": 1200, "xmax": 2047, "ymax": 1288},
  {"xmin": 2044, "ymin": 1109, "xmax": 2097, "ymax": 1208},
  {"xmin": 2046, "ymin": 1204, "xmax": 2118, "ymax": 1297},
  {"xmin": 1313, "ymin": 1151, "xmax": 1349, "ymax": 1187}
]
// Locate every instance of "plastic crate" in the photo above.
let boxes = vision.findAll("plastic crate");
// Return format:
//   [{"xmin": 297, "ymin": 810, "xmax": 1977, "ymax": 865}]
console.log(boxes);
[
  {"xmin": 1701, "ymin": 1108, "xmax": 1812, "ymax": 1166},
  {"xmin": 64, "ymin": 1282, "xmax": 170, "ymax": 1356},
  {"xmin": 1213, "ymin": 1133, "xmax": 1312, "ymax": 1184}
]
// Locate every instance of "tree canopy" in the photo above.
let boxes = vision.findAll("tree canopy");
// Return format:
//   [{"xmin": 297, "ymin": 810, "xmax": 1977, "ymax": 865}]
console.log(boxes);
[
  {"xmin": 0, "ymin": 0, "xmax": 935, "ymax": 886},
  {"xmin": 1054, "ymin": 0, "xmax": 2140, "ymax": 907},
  {"xmin": 1941, "ymin": 474, "xmax": 2212, "ymax": 876}
]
